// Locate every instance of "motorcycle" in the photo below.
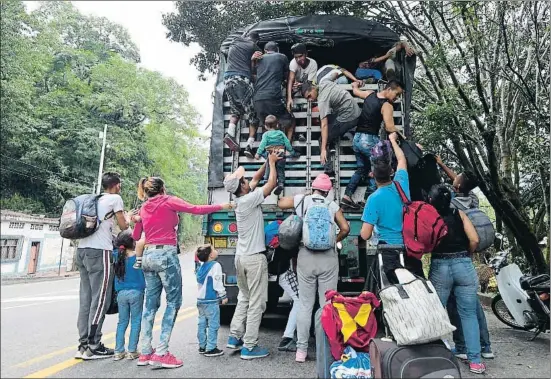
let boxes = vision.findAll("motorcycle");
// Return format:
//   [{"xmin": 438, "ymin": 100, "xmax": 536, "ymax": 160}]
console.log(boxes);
[{"xmin": 488, "ymin": 246, "xmax": 550, "ymax": 340}]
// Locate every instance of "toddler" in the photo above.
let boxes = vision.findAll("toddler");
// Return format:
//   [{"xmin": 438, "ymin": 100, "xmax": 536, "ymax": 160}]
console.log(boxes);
[
  {"xmin": 255, "ymin": 115, "xmax": 300, "ymax": 195},
  {"xmin": 196, "ymin": 244, "xmax": 227, "ymax": 357}
]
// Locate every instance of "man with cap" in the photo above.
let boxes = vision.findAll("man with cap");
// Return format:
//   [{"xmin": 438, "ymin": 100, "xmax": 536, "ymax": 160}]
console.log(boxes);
[
  {"xmin": 287, "ymin": 43, "xmax": 318, "ymax": 113},
  {"xmin": 277, "ymin": 173, "xmax": 350, "ymax": 363},
  {"xmin": 224, "ymin": 151, "xmax": 281, "ymax": 360},
  {"xmin": 248, "ymin": 41, "xmax": 299, "ymax": 157},
  {"xmin": 301, "ymin": 81, "xmax": 361, "ymax": 177}
]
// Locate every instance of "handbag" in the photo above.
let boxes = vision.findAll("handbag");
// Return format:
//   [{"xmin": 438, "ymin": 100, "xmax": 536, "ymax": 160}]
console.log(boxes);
[
  {"xmin": 106, "ymin": 271, "xmax": 118, "ymax": 315},
  {"xmin": 278, "ymin": 195, "xmax": 306, "ymax": 251},
  {"xmin": 379, "ymin": 268, "xmax": 455, "ymax": 345}
]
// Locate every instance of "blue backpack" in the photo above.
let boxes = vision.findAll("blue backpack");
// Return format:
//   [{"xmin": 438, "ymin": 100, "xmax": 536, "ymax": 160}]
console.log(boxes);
[{"xmin": 302, "ymin": 197, "xmax": 336, "ymax": 251}]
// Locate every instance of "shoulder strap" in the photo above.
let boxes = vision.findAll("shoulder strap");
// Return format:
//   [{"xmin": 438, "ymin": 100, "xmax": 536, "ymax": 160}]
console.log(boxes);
[
  {"xmin": 293, "ymin": 195, "xmax": 306, "ymax": 217},
  {"xmin": 393, "ymin": 181, "xmax": 410, "ymax": 205}
]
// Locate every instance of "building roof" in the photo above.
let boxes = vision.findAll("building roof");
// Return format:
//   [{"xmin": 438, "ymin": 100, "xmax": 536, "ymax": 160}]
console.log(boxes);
[{"xmin": 0, "ymin": 210, "xmax": 60, "ymax": 225}]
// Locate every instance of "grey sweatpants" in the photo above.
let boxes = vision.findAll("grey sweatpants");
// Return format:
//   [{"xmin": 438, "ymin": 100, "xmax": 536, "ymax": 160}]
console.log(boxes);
[
  {"xmin": 229, "ymin": 253, "xmax": 268, "ymax": 349},
  {"xmin": 76, "ymin": 248, "xmax": 113, "ymax": 347},
  {"xmin": 296, "ymin": 247, "xmax": 339, "ymax": 352}
]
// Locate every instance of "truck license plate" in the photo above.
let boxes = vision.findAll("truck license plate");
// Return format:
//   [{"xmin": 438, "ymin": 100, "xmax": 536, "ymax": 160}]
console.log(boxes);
[
  {"xmin": 228, "ymin": 237, "xmax": 238, "ymax": 248},
  {"xmin": 213, "ymin": 237, "xmax": 227, "ymax": 248}
]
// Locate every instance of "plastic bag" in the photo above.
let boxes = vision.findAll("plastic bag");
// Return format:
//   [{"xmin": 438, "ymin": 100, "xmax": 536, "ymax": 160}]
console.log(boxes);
[
  {"xmin": 330, "ymin": 346, "xmax": 372, "ymax": 379},
  {"xmin": 278, "ymin": 214, "xmax": 303, "ymax": 250}
]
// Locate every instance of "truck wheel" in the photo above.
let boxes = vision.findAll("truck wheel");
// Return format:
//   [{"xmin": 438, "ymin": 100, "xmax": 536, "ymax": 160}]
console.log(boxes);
[{"xmin": 220, "ymin": 305, "xmax": 235, "ymax": 325}]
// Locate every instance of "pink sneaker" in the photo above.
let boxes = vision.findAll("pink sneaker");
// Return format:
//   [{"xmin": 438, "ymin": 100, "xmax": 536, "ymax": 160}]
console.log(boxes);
[
  {"xmin": 137, "ymin": 349, "xmax": 155, "ymax": 366},
  {"xmin": 150, "ymin": 352, "xmax": 183, "ymax": 368},
  {"xmin": 469, "ymin": 362, "xmax": 486, "ymax": 374},
  {"xmin": 295, "ymin": 350, "xmax": 307, "ymax": 363}
]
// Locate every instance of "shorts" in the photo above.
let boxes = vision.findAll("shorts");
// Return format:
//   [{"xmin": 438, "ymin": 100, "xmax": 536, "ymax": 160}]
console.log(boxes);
[
  {"xmin": 224, "ymin": 75, "xmax": 258, "ymax": 125},
  {"xmin": 254, "ymin": 98, "xmax": 294, "ymax": 128}
]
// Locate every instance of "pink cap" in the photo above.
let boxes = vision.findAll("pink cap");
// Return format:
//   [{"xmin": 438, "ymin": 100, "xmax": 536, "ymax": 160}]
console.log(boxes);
[{"xmin": 312, "ymin": 173, "xmax": 332, "ymax": 192}]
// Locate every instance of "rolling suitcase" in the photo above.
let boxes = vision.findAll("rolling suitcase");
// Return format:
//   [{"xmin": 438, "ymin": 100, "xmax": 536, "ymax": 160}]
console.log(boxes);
[
  {"xmin": 315, "ymin": 307, "xmax": 334, "ymax": 379},
  {"xmin": 369, "ymin": 338, "xmax": 461, "ymax": 378}
]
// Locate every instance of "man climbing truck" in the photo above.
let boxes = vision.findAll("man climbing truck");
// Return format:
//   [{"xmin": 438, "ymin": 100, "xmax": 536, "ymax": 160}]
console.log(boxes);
[{"xmin": 203, "ymin": 15, "xmax": 416, "ymax": 319}]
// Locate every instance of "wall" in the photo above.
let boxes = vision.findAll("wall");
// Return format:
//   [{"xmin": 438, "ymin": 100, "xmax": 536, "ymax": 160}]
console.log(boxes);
[{"xmin": 0, "ymin": 215, "xmax": 72, "ymax": 275}]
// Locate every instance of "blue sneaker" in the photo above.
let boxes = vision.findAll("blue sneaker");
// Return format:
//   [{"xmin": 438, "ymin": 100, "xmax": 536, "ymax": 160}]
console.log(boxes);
[
  {"xmin": 226, "ymin": 336, "xmax": 244, "ymax": 350},
  {"xmin": 240, "ymin": 346, "xmax": 269, "ymax": 360}
]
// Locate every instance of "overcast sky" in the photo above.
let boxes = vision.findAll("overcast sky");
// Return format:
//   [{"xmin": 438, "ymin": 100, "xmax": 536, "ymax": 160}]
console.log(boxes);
[{"xmin": 25, "ymin": 1, "xmax": 215, "ymax": 133}]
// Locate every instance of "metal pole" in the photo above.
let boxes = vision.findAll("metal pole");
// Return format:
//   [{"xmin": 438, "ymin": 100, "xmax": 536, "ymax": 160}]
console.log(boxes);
[
  {"xmin": 96, "ymin": 124, "xmax": 108, "ymax": 195},
  {"xmin": 58, "ymin": 238, "xmax": 64, "ymax": 276}
]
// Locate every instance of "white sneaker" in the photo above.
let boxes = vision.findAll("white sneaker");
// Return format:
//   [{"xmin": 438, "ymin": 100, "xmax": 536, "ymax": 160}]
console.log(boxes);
[{"xmin": 481, "ymin": 351, "xmax": 495, "ymax": 359}]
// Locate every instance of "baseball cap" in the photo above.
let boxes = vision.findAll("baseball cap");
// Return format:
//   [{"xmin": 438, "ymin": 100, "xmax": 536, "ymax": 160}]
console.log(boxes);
[{"xmin": 223, "ymin": 166, "xmax": 245, "ymax": 193}]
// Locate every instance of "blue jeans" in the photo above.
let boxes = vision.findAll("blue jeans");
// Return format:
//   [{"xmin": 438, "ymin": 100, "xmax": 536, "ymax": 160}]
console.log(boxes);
[
  {"xmin": 429, "ymin": 257, "xmax": 481, "ymax": 363},
  {"xmin": 140, "ymin": 246, "xmax": 182, "ymax": 356},
  {"xmin": 197, "ymin": 302, "xmax": 221, "ymax": 351},
  {"xmin": 344, "ymin": 133, "xmax": 379, "ymax": 197},
  {"xmin": 115, "ymin": 289, "xmax": 144, "ymax": 353},
  {"xmin": 448, "ymin": 294, "xmax": 491, "ymax": 353}
]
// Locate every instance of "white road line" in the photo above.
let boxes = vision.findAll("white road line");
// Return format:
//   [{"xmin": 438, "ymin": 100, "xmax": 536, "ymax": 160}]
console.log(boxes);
[
  {"xmin": 1, "ymin": 295, "xmax": 79, "ymax": 303},
  {"xmin": 0, "ymin": 288, "xmax": 79, "ymax": 301},
  {"xmin": 1, "ymin": 300, "xmax": 62, "ymax": 310}
]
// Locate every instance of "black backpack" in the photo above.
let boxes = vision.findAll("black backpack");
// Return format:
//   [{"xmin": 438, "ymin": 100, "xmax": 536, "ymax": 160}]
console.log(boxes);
[{"xmin": 59, "ymin": 194, "xmax": 113, "ymax": 239}]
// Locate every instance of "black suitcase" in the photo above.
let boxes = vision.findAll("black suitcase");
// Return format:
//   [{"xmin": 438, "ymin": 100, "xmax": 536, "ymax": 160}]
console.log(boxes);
[{"xmin": 369, "ymin": 338, "xmax": 461, "ymax": 379}]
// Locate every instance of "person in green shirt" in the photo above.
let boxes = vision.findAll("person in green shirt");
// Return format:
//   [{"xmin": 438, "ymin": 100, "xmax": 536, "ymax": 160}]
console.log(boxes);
[{"xmin": 255, "ymin": 115, "xmax": 300, "ymax": 195}]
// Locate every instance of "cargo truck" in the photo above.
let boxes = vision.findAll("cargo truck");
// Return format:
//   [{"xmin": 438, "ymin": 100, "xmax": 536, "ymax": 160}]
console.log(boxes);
[{"xmin": 203, "ymin": 15, "xmax": 416, "ymax": 319}]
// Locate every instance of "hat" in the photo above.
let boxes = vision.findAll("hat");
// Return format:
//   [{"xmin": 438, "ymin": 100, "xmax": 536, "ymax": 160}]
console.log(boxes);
[
  {"xmin": 312, "ymin": 173, "xmax": 332, "ymax": 192},
  {"xmin": 224, "ymin": 166, "xmax": 245, "ymax": 193}
]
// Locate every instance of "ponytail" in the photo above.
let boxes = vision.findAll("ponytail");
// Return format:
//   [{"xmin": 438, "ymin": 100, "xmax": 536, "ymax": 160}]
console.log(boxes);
[
  {"xmin": 137, "ymin": 177, "xmax": 165, "ymax": 200},
  {"xmin": 114, "ymin": 230, "xmax": 135, "ymax": 280}
]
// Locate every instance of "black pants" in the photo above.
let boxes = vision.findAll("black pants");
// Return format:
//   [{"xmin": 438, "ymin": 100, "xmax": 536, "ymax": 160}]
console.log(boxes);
[
  {"xmin": 324, "ymin": 114, "xmax": 360, "ymax": 172},
  {"xmin": 378, "ymin": 243, "xmax": 425, "ymax": 285}
]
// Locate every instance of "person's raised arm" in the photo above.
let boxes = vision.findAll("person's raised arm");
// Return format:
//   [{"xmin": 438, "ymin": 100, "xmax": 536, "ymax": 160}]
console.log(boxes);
[
  {"xmin": 287, "ymin": 70, "xmax": 296, "ymax": 112},
  {"xmin": 334, "ymin": 210, "xmax": 350, "ymax": 242},
  {"xmin": 389, "ymin": 132, "xmax": 407, "ymax": 171},
  {"xmin": 250, "ymin": 162, "xmax": 267, "ymax": 189},
  {"xmin": 132, "ymin": 221, "xmax": 143, "ymax": 241},
  {"xmin": 352, "ymin": 81, "xmax": 372, "ymax": 99},
  {"xmin": 115, "ymin": 211, "xmax": 129, "ymax": 231},
  {"xmin": 262, "ymin": 152, "xmax": 281, "ymax": 197},
  {"xmin": 167, "ymin": 197, "xmax": 230, "ymax": 215},
  {"xmin": 277, "ymin": 196, "xmax": 295, "ymax": 210},
  {"xmin": 459, "ymin": 210, "xmax": 479, "ymax": 253},
  {"xmin": 435, "ymin": 155, "xmax": 458, "ymax": 182}
]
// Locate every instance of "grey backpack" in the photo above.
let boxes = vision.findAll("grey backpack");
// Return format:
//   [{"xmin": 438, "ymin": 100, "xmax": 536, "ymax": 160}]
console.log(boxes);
[
  {"xmin": 278, "ymin": 196, "xmax": 305, "ymax": 251},
  {"xmin": 451, "ymin": 199, "xmax": 495, "ymax": 252}
]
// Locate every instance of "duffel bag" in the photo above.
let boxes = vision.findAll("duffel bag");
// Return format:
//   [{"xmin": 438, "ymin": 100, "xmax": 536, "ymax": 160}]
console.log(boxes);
[
  {"xmin": 451, "ymin": 198, "xmax": 495, "ymax": 252},
  {"xmin": 279, "ymin": 196, "xmax": 305, "ymax": 251},
  {"xmin": 379, "ymin": 268, "xmax": 455, "ymax": 345},
  {"xmin": 369, "ymin": 338, "xmax": 461, "ymax": 379}
]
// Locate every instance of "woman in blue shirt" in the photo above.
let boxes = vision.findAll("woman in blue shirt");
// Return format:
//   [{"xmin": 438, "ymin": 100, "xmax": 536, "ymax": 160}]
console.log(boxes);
[{"xmin": 113, "ymin": 230, "xmax": 146, "ymax": 361}]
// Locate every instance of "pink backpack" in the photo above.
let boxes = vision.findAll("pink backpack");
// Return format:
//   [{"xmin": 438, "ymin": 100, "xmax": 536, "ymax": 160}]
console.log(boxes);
[{"xmin": 394, "ymin": 181, "xmax": 448, "ymax": 259}]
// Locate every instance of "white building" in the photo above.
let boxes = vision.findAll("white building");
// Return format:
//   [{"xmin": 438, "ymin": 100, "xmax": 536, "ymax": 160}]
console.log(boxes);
[{"xmin": 0, "ymin": 210, "xmax": 74, "ymax": 275}]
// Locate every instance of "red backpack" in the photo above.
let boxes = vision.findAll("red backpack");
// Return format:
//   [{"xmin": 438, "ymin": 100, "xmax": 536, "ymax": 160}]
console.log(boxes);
[{"xmin": 394, "ymin": 181, "xmax": 448, "ymax": 259}]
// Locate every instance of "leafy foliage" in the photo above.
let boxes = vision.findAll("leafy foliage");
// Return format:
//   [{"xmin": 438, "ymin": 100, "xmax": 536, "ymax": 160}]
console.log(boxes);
[
  {"xmin": 1, "ymin": 1, "xmax": 207, "ymax": 242},
  {"xmin": 164, "ymin": 1, "xmax": 550, "ymax": 272}
]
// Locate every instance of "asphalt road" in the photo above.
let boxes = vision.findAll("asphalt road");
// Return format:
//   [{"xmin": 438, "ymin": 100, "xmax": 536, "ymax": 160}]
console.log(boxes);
[{"xmin": 1, "ymin": 251, "xmax": 549, "ymax": 378}]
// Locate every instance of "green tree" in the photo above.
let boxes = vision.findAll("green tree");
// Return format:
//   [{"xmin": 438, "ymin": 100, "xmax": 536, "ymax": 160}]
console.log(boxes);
[{"xmin": 2, "ymin": 1, "xmax": 208, "ymax": 242}]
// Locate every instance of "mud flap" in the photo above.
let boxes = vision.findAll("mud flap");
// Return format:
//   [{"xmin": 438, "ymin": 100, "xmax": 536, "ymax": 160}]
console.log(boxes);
[{"xmin": 315, "ymin": 308, "xmax": 334, "ymax": 379}]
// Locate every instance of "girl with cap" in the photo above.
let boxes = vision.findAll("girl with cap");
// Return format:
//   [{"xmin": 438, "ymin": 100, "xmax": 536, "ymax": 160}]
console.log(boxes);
[{"xmin": 277, "ymin": 173, "xmax": 350, "ymax": 363}]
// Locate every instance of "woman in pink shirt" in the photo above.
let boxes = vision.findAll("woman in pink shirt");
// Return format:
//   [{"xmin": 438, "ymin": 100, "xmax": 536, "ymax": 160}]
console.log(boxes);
[{"xmin": 131, "ymin": 177, "xmax": 231, "ymax": 368}]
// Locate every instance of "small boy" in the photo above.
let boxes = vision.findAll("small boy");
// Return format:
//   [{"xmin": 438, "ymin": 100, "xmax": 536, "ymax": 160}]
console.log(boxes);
[
  {"xmin": 255, "ymin": 115, "xmax": 300, "ymax": 195},
  {"xmin": 196, "ymin": 244, "xmax": 228, "ymax": 357}
]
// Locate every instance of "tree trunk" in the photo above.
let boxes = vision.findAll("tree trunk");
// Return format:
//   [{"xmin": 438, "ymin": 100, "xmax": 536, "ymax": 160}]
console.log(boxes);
[{"xmin": 480, "ymin": 177, "xmax": 549, "ymax": 275}]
